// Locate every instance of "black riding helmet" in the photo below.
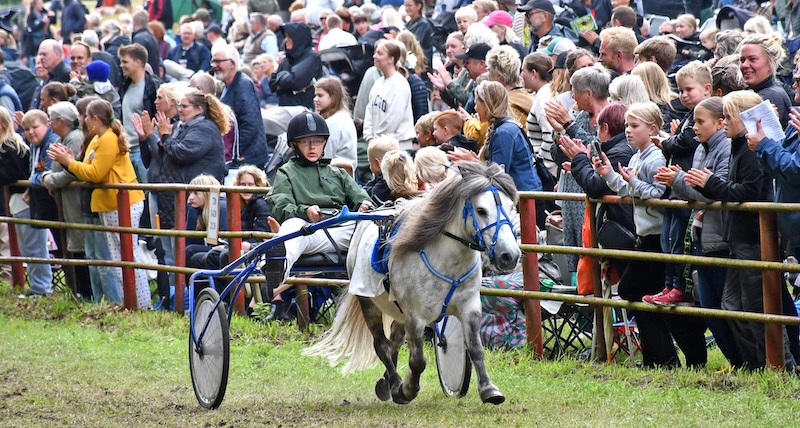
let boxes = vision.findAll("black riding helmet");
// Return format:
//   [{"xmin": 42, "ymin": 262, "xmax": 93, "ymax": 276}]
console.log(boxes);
[{"xmin": 287, "ymin": 111, "xmax": 330, "ymax": 162}]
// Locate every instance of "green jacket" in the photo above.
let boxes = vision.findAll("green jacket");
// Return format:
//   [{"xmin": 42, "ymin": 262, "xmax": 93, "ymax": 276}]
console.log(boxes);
[{"xmin": 267, "ymin": 157, "xmax": 373, "ymax": 223}]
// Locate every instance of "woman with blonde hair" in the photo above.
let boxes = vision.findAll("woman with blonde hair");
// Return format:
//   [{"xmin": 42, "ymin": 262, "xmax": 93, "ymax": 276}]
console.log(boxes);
[
  {"xmin": 631, "ymin": 62, "xmax": 680, "ymax": 126},
  {"xmin": 485, "ymin": 45, "xmax": 530, "ymax": 133},
  {"xmin": 154, "ymin": 88, "xmax": 228, "ymax": 231},
  {"xmin": 475, "ymin": 80, "xmax": 540, "ymax": 192},
  {"xmin": 739, "ymin": 32, "xmax": 791, "ymax": 127},
  {"xmin": 608, "ymin": 74, "xmax": 649, "ymax": 105},
  {"xmin": 0, "ymin": 107, "xmax": 29, "ymax": 286},
  {"xmin": 48, "ymin": 99, "xmax": 151, "ymax": 308},
  {"xmin": 396, "ymin": 30, "xmax": 426, "ymax": 76},
  {"xmin": 100, "ymin": 20, "xmax": 130, "ymax": 62}
]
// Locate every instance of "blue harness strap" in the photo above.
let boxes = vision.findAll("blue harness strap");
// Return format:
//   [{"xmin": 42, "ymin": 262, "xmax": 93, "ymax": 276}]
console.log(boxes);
[
  {"xmin": 420, "ymin": 249, "xmax": 480, "ymax": 324},
  {"xmin": 370, "ymin": 222, "xmax": 400, "ymax": 275}
]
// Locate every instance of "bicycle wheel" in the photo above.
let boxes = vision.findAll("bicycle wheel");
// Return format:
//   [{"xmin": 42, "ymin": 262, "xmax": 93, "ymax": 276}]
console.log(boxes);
[
  {"xmin": 433, "ymin": 316, "xmax": 471, "ymax": 397},
  {"xmin": 189, "ymin": 288, "xmax": 230, "ymax": 409}
]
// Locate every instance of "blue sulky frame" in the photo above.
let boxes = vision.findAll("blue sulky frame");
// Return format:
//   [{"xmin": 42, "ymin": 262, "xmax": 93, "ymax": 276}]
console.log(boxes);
[{"xmin": 188, "ymin": 207, "xmax": 393, "ymax": 355}]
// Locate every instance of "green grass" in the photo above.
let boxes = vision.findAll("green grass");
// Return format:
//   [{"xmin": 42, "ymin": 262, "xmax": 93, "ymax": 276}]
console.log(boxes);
[{"xmin": 1, "ymin": 284, "xmax": 800, "ymax": 427}]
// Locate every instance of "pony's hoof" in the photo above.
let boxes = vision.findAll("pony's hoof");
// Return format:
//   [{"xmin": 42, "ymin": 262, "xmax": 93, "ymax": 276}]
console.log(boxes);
[
  {"xmin": 375, "ymin": 378, "xmax": 391, "ymax": 401},
  {"xmin": 480, "ymin": 386, "xmax": 505, "ymax": 405},
  {"xmin": 391, "ymin": 383, "xmax": 412, "ymax": 405}
]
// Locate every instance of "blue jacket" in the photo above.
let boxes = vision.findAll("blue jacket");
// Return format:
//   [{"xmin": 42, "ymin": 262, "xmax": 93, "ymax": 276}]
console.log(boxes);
[
  {"xmin": 756, "ymin": 127, "xmax": 800, "ymax": 251},
  {"xmin": 0, "ymin": 79, "xmax": 23, "ymax": 112},
  {"xmin": 29, "ymin": 129, "xmax": 59, "ymax": 222},
  {"xmin": 486, "ymin": 118, "xmax": 542, "ymax": 192},
  {"xmin": 407, "ymin": 72, "xmax": 429, "ymax": 124},
  {"xmin": 221, "ymin": 71, "xmax": 268, "ymax": 167},
  {"xmin": 166, "ymin": 42, "xmax": 211, "ymax": 73}
]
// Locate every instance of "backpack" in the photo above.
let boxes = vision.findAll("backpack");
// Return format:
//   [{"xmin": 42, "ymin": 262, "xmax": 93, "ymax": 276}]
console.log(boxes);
[{"xmin": 0, "ymin": 61, "xmax": 37, "ymax": 110}]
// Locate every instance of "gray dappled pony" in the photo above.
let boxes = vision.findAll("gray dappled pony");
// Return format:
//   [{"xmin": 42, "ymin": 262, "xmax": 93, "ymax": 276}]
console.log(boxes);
[{"xmin": 305, "ymin": 161, "xmax": 521, "ymax": 405}]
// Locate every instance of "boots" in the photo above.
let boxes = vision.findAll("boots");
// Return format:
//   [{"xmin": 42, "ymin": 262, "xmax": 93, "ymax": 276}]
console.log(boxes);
[{"xmin": 266, "ymin": 300, "xmax": 294, "ymax": 323}]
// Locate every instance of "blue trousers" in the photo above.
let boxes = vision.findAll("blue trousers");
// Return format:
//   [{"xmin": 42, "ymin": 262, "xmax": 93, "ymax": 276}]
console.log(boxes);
[
  {"xmin": 661, "ymin": 207, "xmax": 690, "ymax": 291},
  {"xmin": 13, "ymin": 208, "xmax": 52, "ymax": 295},
  {"xmin": 84, "ymin": 217, "xmax": 122, "ymax": 304}
]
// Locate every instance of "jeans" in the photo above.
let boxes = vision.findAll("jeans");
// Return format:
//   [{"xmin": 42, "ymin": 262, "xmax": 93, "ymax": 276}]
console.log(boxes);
[
  {"xmin": 660, "ymin": 207, "xmax": 690, "ymax": 292},
  {"xmin": 129, "ymin": 149, "xmax": 147, "ymax": 186},
  {"xmin": 13, "ymin": 208, "xmax": 52, "ymax": 295},
  {"xmin": 85, "ymin": 217, "xmax": 122, "ymax": 304},
  {"xmin": 692, "ymin": 244, "xmax": 743, "ymax": 367}
]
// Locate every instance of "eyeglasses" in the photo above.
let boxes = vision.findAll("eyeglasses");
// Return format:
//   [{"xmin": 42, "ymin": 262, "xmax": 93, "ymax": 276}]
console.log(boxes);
[
  {"xmin": 296, "ymin": 139, "xmax": 326, "ymax": 148},
  {"xmin": 210, "ymin": 58, "xmax": 233, "ymax": 65}
]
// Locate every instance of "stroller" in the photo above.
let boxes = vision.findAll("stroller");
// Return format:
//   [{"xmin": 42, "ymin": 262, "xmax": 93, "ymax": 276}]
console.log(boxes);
[{"xmin": 318, "ymin": 44, "xmax": 375, "ymax": 100}]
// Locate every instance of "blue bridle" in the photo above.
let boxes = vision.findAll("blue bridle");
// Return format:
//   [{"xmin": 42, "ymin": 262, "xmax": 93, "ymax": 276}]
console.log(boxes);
[{"xmin": 425, "ymin": 186, "xmax": 516, "ymax": 326}]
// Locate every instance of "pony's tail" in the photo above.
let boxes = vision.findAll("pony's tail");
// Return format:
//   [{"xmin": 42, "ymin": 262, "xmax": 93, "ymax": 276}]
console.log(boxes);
[{"xmin": 303, "ymin": 292, "xmax": 380, "ymax": 374}]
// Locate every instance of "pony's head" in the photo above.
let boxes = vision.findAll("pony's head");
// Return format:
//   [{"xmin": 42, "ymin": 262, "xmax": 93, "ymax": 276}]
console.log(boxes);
[{"xmin": 392, "ymin": 161, "xmax": 521, "ymax": 273}]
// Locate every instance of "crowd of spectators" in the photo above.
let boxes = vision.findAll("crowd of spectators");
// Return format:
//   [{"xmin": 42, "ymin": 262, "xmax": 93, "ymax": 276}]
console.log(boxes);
[{"xmin": 2, "ymin": 0, "xmax": 800, "ymax": 371}]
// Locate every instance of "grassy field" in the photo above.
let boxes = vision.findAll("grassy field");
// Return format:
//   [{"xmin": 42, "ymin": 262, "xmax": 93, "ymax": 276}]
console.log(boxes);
[{"xmin": 1, "ymin": 284, "xmax": 800, "ymax": 427}]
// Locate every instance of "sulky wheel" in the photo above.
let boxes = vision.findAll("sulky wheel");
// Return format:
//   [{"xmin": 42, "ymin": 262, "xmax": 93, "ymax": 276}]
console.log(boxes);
[
  {"xmin": 433, "ymin": 315, "xmax": 471, "ymax": 397},
  {"xmin": 189, "ymin": 288, "xmax": 230, "ymax": 409}
]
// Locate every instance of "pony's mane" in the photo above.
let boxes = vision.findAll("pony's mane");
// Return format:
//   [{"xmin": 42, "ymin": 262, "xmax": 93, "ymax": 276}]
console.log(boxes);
[{"xmin": 391, "ymin": 161, "xmax": 518, "ymax": 257}]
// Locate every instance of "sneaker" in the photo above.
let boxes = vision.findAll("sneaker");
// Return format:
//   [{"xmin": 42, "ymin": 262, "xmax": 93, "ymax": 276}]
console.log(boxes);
[
  {"xmin": 17, "ymin": 290, "xmax": 51, "ymax": 299},
  {"xmin": 642, "ymin": 288, "xmax": 669, "ymax": 304},
  {"xmin": 653, "ymin": 288, "xmax": 694, "ymax": 306},
  {"xmin": 261, "ymin": 241, "xmax": 287, "ymax": 295}
]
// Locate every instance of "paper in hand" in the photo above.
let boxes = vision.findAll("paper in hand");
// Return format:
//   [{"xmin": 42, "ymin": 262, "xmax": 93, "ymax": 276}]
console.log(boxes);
[{"xmin": 740, "ymin": 100, "xmax": 784, "ymax": 143}]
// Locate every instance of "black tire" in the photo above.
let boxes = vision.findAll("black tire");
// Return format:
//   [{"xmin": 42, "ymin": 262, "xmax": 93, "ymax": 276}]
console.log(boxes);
[
  {"xmin": 189, "ymin": 288, "xmax": 230, "ymax": 409},
  {"xmin": 433, "ymin": 316, "xmax": 471, "ymax": 397}
]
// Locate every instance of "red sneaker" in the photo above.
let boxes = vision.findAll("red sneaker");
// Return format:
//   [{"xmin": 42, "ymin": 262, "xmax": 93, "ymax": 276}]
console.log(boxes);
[
  {"xmin": 643, "ymin": 288, "xmax": 669, "ymax": 304},
  {"xmin": 653, "ymin": 288, "xmax": 694, "ymax": 306}
]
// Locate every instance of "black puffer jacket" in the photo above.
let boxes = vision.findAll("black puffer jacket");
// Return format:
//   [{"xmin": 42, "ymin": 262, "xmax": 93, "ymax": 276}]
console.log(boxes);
[
  {"xmin": 270, "ymin": 22, "xmax": 321, "ymax": 109},
  {"xmin": 698, "ymin": 135, "xmax": 773, "ymax": 245},
  {"xmin": 241, "ymin": 195, "xmax": 271, "ymax": 245},
  {"xmin": 157, "ymin": 114, "xmax": 226, "ymax": 229}
]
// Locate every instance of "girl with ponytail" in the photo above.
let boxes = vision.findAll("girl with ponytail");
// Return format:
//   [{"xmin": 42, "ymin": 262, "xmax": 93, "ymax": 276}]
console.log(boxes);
[
  {"xmin": 47, "ymin": 99, "xmax": 151, "ymax": 308},
  {"xmin": 363, "ymin": 39, "xmax": 416, "ymax": 150}
]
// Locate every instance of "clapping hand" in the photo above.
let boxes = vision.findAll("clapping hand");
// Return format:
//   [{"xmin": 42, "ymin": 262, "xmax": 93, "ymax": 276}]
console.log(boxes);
[
  {"xmin": 654, "ymin": 165, "xmax": 680, "ymax": 186},
  {"xmin": 544, "ymin": 101, "xmax": 571, "ymax": 132},
  {"xmin": 684, "ymin": 167, "xmax": 713, "ymax": 188},
  {"xmin": 557, "ymin": 135, "xmax": 589, "ymax": 159},
  {"xmin": 155, "ymin": 111, "xmax": 172, "ymax": 136},
  {"xmin": 47, "ymin": 143, "xmax": 74, "ymax": 166}
]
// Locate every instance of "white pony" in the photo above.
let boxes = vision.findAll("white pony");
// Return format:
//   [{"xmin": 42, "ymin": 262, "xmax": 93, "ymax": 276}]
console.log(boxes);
[{"xmin": 306, "ymin": 161, "xmax": 520, "ymax": 405}]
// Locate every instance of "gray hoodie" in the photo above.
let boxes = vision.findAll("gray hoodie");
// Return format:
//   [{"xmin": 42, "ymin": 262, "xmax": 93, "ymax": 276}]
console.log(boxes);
[
  {"xmin": 602, "ymin": 143, "xmax": 666, "ymax": 237},
  {"xmin": 671, "ymin": 129, "xmax": 731, "ymax": 254}
]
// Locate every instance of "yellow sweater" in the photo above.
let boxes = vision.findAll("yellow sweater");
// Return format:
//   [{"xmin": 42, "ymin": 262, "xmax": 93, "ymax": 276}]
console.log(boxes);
[{"xmin": 68, "ymin": 129, "xmax": 145, "ymax": 213}]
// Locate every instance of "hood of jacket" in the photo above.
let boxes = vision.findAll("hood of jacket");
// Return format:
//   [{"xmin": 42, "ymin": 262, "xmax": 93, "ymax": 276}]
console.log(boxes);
[{"xmin": 282, "ymin": 22, "xmax": 313, "ymax": 61}]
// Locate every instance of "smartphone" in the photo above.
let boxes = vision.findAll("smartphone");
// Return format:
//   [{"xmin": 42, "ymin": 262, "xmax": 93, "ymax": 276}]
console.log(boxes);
[{"xmin": 592, "ymin": 141, "xmax": 605, "ymax": 165}]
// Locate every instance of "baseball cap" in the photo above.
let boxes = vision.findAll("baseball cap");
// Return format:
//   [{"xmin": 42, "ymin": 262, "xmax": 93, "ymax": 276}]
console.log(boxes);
[
  {"xmin": 482, "ymin": 10, "xmax": 514, "ymax": 28},
  {"xmin": 455, "ymin": 43, "xmax": 492, "ymax": 61},
  {"xmin": 193, "ymin": 8, "xmax": 210, "ymax": 21},
  {"xmin": 518, "ymin": 0, "xmax": 556, "ymax": 15},
  {"xmin": 206, "ymin": 24, "xmax": 223, "ymax": 36},
  {"xmin": 538, "ymin": 37, "xmax": 576, "ymax": 57}
]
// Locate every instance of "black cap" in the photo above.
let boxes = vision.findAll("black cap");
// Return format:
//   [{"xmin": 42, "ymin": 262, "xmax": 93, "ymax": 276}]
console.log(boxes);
[
  {"xmin": 518, "ymin": 0, "xmax": 556, "ymax": 15},
  {"xmin": 554, "ymin": 51, "xmax": 569, "ymax": 69},
  {"xmin": 455, "ymin": 43, "xmax": 492, "ymax": 61},
  {"xmin": 206, "ymin": 24, "xmax": 223, "ymax": 35}
]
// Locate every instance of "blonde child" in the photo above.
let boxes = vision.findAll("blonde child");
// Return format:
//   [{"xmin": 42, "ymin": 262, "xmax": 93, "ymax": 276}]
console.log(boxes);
[
  {"xmin": 596, "ymin": 101, "xmax": 705, "ymax": 368},
  {"xmin": 363, "ymin": 136, "xmax": 400, "ymax": 204}
]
